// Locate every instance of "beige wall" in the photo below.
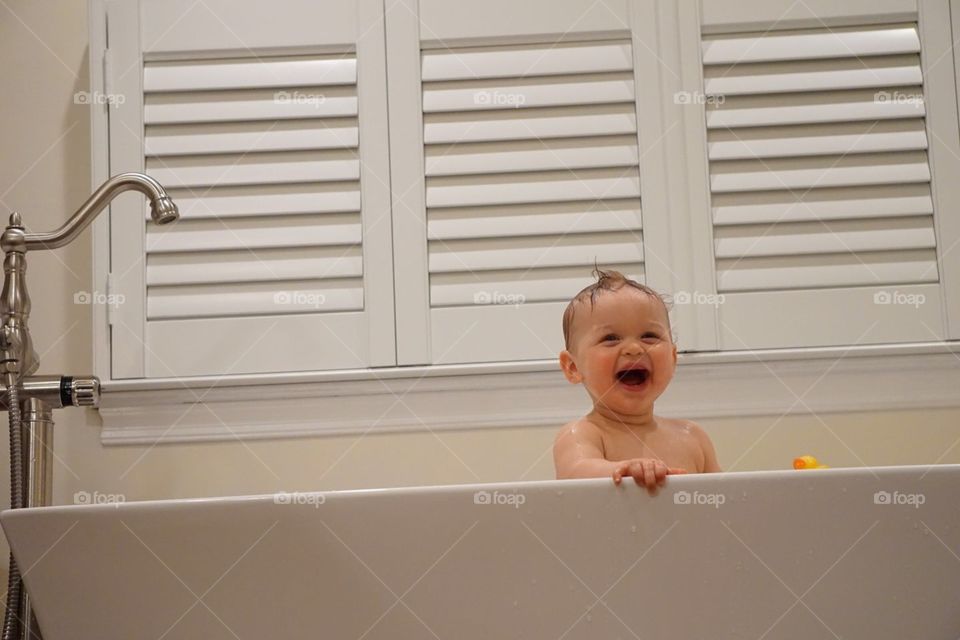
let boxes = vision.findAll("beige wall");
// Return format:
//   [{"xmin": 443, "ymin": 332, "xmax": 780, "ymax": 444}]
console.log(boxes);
[{"xmin": 1, "ymin": 0, "xmax": 958, "ymax": 586}]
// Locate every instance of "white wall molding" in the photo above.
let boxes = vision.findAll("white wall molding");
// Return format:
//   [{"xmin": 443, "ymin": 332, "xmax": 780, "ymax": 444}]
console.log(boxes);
[{"xmin": 98, "ymin": 343, "xmax": 960, "ymax": 444}]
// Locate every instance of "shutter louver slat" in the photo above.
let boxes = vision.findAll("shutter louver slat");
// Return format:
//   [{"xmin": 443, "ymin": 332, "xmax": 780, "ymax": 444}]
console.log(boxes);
[
  {"xmin": 431, "ymin": 262, "xmax": 642, "ymax": 306},
  {"xmin": 704, "ymin": 23, "xmax": 939, "ymax": 293},
  {"xmin": 421, "ymin": 42, "xmax": 633, "ymax": 81},
  {"xmin": 718, "ymin": 249, "xmax": 937, "ymax": 291},
  {"xmin": 143, "ymin": 52, "xmax": 363, "ymax": 321},
  {"xmin": 422, "ymin": 40, "xmax": 644, "ymax": 324},
  {"xmin": 160, "ymin": 183, "xmax": 361, "ymax": 220},
  {"xmin": 148, "ymin": 278, "xmax": 363, "ymax": 319},
  {"xmin": 145, "ymin": 119, "xmax": 358, "ymax": 156},
  {"xmin": 147, "ymin": 246, "xmax": 363, "ymax": 285},
  {"xmin": 428, "ymin": 200, "xmax": 643, "ymax": 239},
  {"xmin": 146, "ymin": 213, "xmax": 362, "ymax": 252},
  {"xmin": 423, "ymin": 104, "xmax": 638, "ymax": 144},
  {"xmin": 144, "ymin": 87, "xmax": 358, "ymax": 124},
  {"xmin": 422, "ymin": 73, "xmax": 636, "ymax": 112},
  {"xmin": 708, "ymin": 120, "xmax": 928, "ymax": 160},
  {"xmin": 701, "ymin": 27, "xmax": 920, "ymax": 64},
  {"xmin": 704, "ymin": 54, "xmax": 923, "ymax": 96},
  {"xmin": 143, "ymin": 57, "xmax": 357, "ymax": 92}
]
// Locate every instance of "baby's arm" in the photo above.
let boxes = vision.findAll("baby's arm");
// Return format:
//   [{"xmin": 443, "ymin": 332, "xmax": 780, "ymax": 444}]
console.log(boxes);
[
  {"xmin": 553, "ymin": 421, "xmax": 686, "ymax": 488},
  {"xmin": 690, "ymin": 421, "xmax": 722, "ymax": 472}
]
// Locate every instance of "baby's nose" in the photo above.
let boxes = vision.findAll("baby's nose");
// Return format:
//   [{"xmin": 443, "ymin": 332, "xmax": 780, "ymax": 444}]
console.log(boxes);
[{"xmin": 622, "ymin": 338, "xmax": 645, "ymax": 354}]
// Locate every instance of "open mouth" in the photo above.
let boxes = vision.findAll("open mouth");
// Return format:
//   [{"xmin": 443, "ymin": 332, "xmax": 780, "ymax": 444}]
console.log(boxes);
[{"xmin": 616, "ymin": 366, "xmax": 650, "ymax": 387}]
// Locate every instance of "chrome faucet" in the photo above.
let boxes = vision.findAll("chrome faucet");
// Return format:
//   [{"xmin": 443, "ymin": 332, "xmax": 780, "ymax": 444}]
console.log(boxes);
[{"xmin": 0, "ymin": 173, "xmax": 179, "ymax": 640}]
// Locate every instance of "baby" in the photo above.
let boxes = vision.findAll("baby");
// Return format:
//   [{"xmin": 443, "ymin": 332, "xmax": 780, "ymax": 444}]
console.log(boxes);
[{"xmin": 553, "ymin": 268, "xmax": 721, "ymax": 489}]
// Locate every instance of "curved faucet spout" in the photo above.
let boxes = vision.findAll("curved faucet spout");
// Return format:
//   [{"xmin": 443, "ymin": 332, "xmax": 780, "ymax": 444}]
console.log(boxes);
[{"xmin": 20, "ymin": 172, "xmax": 179, "ymax": 252}]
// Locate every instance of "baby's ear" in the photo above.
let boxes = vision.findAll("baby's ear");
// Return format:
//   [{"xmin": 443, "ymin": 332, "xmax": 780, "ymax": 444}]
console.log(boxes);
[{"xmin": 559, "ymin": 350, "xmax": 582, "ymax": 384}]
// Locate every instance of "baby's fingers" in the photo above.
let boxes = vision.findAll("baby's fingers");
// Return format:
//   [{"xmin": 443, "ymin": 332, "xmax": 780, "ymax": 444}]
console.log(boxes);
[
  {"xmin": 654, "ymin": 462, "xmax": 669, "ymax": 483},
  {"xmin": 612, "ymin": 462, "xmax": 631, "ymax": 485},
  {"xmin": 643, "ymin": 460, "xmax": 661, "ymax": 489}
]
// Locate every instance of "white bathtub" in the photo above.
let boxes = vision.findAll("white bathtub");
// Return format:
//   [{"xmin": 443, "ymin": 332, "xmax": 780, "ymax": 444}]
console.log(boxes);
[{"xmin": 2, "ymin": 465, "xmax": 958, "ymax": 639}]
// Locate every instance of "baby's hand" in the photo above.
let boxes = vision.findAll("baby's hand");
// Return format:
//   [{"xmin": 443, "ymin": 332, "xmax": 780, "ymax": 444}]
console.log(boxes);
[{"xmin": 612, "ymin": 458, "xmax": 687, "ymax": 490}]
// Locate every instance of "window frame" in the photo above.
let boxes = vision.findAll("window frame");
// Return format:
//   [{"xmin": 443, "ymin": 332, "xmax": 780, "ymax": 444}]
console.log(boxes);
[{"xmin": 88, "ymin": 0, "xmax": 960, "ymax": 444}]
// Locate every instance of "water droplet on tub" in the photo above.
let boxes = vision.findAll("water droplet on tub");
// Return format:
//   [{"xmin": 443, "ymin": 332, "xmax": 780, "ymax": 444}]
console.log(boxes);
[
  {"xmin": 630, "ymin": 525, "xmax": 637, "ymax": 533},
  {"xmin": 576, "ymin": 513, "xmax": 581, "ymax": 519},
  {"xmin": 556, "ymin": 490, "xmax": 564, "ymax": 497},
  {"xmin": 513, "ymin": 600, "xmax": 518, "ymax": 607},
  {"xmin": 531, "ymin": 578, "xmax": 537, "ymax": 585},
  {"xmin": 586, "ymin": 614, "xmax": 593, "ymax": 623},
  {"xmin": 841, "ymin": 487, "xmax": 847, "ymax": 493}
]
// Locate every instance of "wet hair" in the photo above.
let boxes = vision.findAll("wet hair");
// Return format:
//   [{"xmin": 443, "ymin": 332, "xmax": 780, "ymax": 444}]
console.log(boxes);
[{"xmin": 562, "ymin": 267, "xmax": 672, "ymax": 350}]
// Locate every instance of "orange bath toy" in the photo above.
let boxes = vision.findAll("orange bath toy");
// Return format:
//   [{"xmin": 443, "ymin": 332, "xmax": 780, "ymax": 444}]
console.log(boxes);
[{"xmin": 793, "ymin": 455, "xmax": 828, "ymax": 470}]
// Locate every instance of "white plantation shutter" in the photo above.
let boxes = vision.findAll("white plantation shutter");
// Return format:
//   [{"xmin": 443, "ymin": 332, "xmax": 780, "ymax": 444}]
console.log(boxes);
[
  {"xmin": 105, "ymin": 0, "xmax": 394, "ymax": 378},
  {"xmin": 388, "ymin": 0, "xmax": 648, "ymax": 365},
  {"xmin": 93, "ymin": 0, "xmax": 960, "ymax": 396},
  {"xmin": 694, "ymin": 0, "xmax": 960, "ymax": 350}
]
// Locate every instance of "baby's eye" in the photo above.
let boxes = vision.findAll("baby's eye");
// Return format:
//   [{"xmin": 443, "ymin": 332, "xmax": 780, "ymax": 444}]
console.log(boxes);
[
  {"xmin": 641, "ymin": 332, "xmax": 661, "ymax": 342},
  {"xmin": 601, "ymin": 333, "xmax": 619, "ymax": 343}
]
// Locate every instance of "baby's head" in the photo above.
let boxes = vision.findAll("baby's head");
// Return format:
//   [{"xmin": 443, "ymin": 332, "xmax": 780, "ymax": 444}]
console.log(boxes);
[{"xmin": 559, "ymin": 269, "xmax": 677, "ymax": 416}]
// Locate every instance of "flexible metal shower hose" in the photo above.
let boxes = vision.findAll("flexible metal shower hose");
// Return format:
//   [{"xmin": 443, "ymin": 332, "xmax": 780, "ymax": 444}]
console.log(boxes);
[{"xmin": 2, "ymin": 381, "xmax": 23, "ymax": 640}]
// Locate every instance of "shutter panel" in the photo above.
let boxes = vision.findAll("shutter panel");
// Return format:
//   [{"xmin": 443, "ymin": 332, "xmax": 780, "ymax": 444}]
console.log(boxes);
[
  {"xmin": 106, "ymin": 0, "xmax": 394, "ymax": 378},
  {"xmin": 388, "ymin": 0, "xmax": 647, "ymax": 365},
  {"xmin": 143, "ymin": 56, "xmax": 363, "ymax": 320},
  {"xmin": 697, "ymin": 0, "xmax": 960, "ymax": 349}
]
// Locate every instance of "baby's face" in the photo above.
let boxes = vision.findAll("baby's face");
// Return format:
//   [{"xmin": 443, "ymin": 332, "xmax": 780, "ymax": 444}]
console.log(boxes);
[{"xmin": 560, "ymin": 288, "xmax": 677, "ymax": 416}]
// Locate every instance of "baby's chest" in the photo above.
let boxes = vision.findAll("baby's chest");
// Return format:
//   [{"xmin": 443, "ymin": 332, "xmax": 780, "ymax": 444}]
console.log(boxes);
[{"xmin": 603, "ymin": 432, "xmax": 701, "ymax": 471}]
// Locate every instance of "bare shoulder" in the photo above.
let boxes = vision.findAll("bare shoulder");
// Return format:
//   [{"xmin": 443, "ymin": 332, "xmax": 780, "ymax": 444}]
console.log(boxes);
[
  {"xmin": 655, "ymin": 416, "xmax": 701, "ymax": 437},
  {"xmin": 554, "ymin": 417, "xmax": 603, "ymax": 445},
  {"xmin": 677, "ymin": 419, "xmax": 722, "ymax": 472}
]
